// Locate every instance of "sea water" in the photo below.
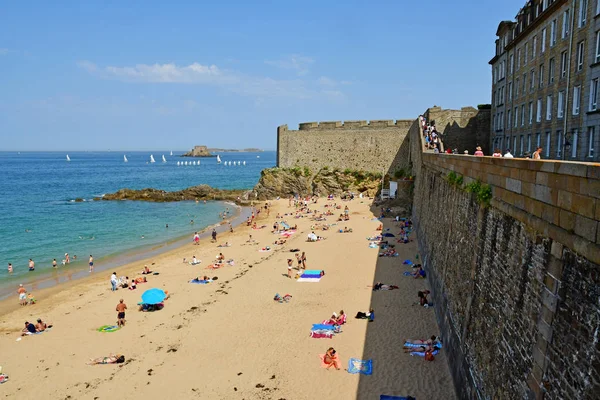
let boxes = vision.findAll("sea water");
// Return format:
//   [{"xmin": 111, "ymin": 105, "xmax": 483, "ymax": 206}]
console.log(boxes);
[{"xmin": 0, "ymin": 151, "xmax": 275, "ymax": 297}]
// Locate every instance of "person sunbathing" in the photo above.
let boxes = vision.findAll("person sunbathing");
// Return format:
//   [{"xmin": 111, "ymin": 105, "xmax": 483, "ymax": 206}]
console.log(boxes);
[
  {"xmin": 35, "ymin": 318, "xmax": 51, "ymax": 332},
  {"xmin": 403, "ymin": 336, "xmax": 440, "ymax": 352},
  {"xmin": 355, "ymin": 309, "xmax": 374, "ymax": 321},
  {"xmin": 134, "ymin": 277, "xmax": 147, "ymax": 284},
  {"xmin": 129, "ymin": 280, "xmax": 137, "ymax": 290},
  {"xmin": 372, "ymin": 282, "xmax": 399, "ymax": 291},
  {"xmin": 190, "ymin": 256, "xmax": 201, "ymax": 265},
  {"xmin": 336, "ymin": 310, "xmax": 346, "ymax": 324},
  {"xmin": 141, "ymin": 265, "xmax": 152, "ymax": 274},
  {"xmin": 343, "ymin": 227, "xmax": 352, "ymax": 233},
  {"xmin": 412, "ymin": 265, "xmax": 426, "ymax": 279},
  {"xmin": 191, "ymin": 275, "xmax": 213, "ymax": 283},
  {"xmin": 274, "ymin": 239, "xmax": 287, "ymax": 245},
  {"xmin": 323, "ymin": 347, "xmax": 341, "ymax": 370},
  {"xmin": 216, "ymin": 253, "xmax": 225, "ymax": 263},
  {"xmin": 21, "ymin": 321, "xmax": 38, "ymax": 336},
  {"xmin": 86, "ymin": 354, "xmax": 125, "ymax": 365},
  {"xmin": 217, "ymin": 242, "xmax": 231, "ymax": 248}
]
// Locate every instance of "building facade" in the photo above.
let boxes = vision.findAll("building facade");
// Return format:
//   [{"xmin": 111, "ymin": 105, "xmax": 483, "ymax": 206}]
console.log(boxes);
[{"xmin": 490, "ymin": 0, "xmax": 599, "ymax": 162}]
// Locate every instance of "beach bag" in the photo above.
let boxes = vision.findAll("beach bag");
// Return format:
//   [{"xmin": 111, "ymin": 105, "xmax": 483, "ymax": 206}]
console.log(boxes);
[{"xmin": 424, "ymin": 351, "xmax": 435, "ymax": 361}]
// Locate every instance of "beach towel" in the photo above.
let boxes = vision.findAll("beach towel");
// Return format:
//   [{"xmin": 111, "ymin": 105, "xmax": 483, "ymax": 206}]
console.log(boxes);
[
  {"xmin": 410, "ymin": 350, "xmax": 439, "ymax": 357},
  {"xmin": 0, "ymin": 374, "xmax": 8, "ymax": 384},
  {"xmin": 259, "ymin": 248, "xmax": 271, "ymax": 252},
  {"xmin": 97, "ymin": 325, "xmax": 120, "ymax": 333},
  {"xmin": 301, "ymin": 274, "xmax": 322, "ymax": 279},
  {"xmin": 312, "ymin": 324, "xmax": 336, "ymax": 331},
  {"xmin": 403, "ymin": 260, "xmax": 413, "ymax": 265},
  {"xmin": 347, "ymin": 358, "xmax": 373, "ymax": 375},
  {"xmin": 311, "ymin": 331, "xmax": 334, "ymax": 338},
  {"xmin": 403, "ymin": 271, "xmax": 413, "ymax": 276},
  {"xmin": 303, "ymin": 270, "xmax": 324, "ymax": 275},
  {"xmin": 190, "ymin": 280, "xmax": 209, "ymax": 284},
  {"xmin": 404, "ymin": 342, "xmax": 442, "ymax": 349},
  {"xmin": 297, "ymin": 277, "xmax": 321, "ymax": 282},
  {"xmin": 281, "ymin": 222, "xmax": 290, "ymax": 229},
  {"xmin": 380, "ymin": 396, "xmax": 415, "ymax": 400}
]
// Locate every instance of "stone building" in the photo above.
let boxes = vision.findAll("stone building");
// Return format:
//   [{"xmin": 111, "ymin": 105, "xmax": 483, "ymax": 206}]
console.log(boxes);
[{"xmin": 490, "ymin": 0, "xmax": 599, "ymax": 162}]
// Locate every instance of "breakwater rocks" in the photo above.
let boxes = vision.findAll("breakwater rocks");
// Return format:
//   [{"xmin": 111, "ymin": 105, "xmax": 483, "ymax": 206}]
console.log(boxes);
[
  {"xmin": 252, "ymin": 167, "xmax": 383, "ymax": 199},
  {"xmin": 102, "ymin": 185, "xmax": 249, "ymax": 203}
]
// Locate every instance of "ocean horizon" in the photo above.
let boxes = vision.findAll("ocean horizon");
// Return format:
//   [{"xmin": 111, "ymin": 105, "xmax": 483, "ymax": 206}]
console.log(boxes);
[{"xmin": 0, "ymin": 150, "xmax": 275, "ymax": 298}]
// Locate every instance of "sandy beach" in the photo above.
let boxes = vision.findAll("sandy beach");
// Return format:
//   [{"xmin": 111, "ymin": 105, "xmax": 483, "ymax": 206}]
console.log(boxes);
[{"xmin": 0, "ymin": 198, "xmax": 455, "ymax": 400}]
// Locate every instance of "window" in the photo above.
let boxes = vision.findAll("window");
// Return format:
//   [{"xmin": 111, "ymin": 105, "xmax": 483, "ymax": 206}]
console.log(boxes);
[
  {"xmin": 533, "ymin": 36, "xmax": 538, "ymax": 57},
  {"xmin": 529, "ymin": 102, "xmax": 534, "ymax": 124},
  {"xmin": 537, "ymin": 99, "xmax": 542, "ymax": 122},
  {"xmin": 522, "ymin": 105, "xmax": 526, "ymax": 126},
  {"xmin": 579, "ymin": 0, "xmax": 588, "ymax": 27},
  {"xmin": 551, "ymin": 19, "xmax": 557, "ymax": 46},
  {"xmin": 523, "ymin": 73, "xmax": 527, "ymax": 92},
  {"xmin": 506, "ymin": 136, "xmax": 510, "ymax": 151},
  {"xmin": 561, "ymin": 51, "xmax": 568, "ymax": 78},
  {"xmin": 509, "ymin": 82, "xmax": 513, "ymax": 100},
  {"xmin": 514, "ymin": 107, "xmax": 519, "ymax": 127},
  {"xmin": 536, "ymin": 133, "xmax": 541, "ymax": 148},
  {"xmin": 517, "ymin": 48, "xmax": 521, "ymax": 67},
  {"xmin": 572, "ymin": 129, "xmax": 578, "ymax": 158},
  {"xmin": 510, "ymin": 54, "xmax": 514, "ymax": 75},
  {"xmin": 557, "ymin": 131, "xmax": 563, "ymax": 158},
  {"xmin": 543, "ymin": 0, "xmax": 549, "ymax": 11},
  {"xmin": 549, "ymin": 58, "xmax": 555, "ymax": 84},
  {"xmin": 531, "ymin": 70, "xmax": 535, "ymax": 90},
  {"xmin": 545, "ymin": 132, "xmax": 551, "ymax": 157},
  {"xmin": 525, "ymin": 42, "xmax": 529, "ymax": 64},
  {"xmin": 539, "ymin": 64, "xmax": 544, "ymax": 88},
  {"xmin": 589, "ymin": 126, "xmax": 596, "ymax": 157},
  {"xmin": 577, "ymin": 41, "xmax": 585, "ymax": 70},
  {"xmin": 546, "ymin": 95, "xmax": 552, "ymax": 120},
  {"xmin": 573, "ymin": 85, "xmax": 581, "ymax": 115},
  {"xmin": 516, "ymin": 78, "xmax": 520, "ymax": 97},
  {"xmin": 590, "ymin": 78, "xmax": 598, "ymax": 111},
  {"xmin": 562, "ymin": 9, "xmax": 570, "ymax": 39},
  {"xmin": 542, "ymin": 28, "xmax": 547, "ymax": 52},
  {"xmin": 558, "ymin": 91, "xmax": 565, "ymax": 118},
  {"xmin": 513, "ymin": 136, "xmax": 518, "ymax": 153},
  {"xmin": 493, "ymin": 115, "xmax": 496, "ymax": 131},
  {"xmin": 520, "ymin": 135, "xmax": 525, "ymax": 155},
  {"xmin": 596, "ymin": 31, "xmax": 600, "ymax": 63},
  {"xmin": 527, "ymin": 134, "xmax": 532, "ymax": 152},
  {"xmin": 492, "ymin": 90, "xmax": 496, "ymax": 105},
  {"xmin": 507, "ymin": 110, "xmax": 512, "ymax": 130},
  {"xmin": 597, "ymin": 0, "xmax": 600, "ymax": 14}
]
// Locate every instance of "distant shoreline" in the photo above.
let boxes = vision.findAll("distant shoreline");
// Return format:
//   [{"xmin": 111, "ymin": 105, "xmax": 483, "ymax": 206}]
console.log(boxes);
[{"xmin": 207, "ymin": 148, "xmax": 264, "ymax": 152}]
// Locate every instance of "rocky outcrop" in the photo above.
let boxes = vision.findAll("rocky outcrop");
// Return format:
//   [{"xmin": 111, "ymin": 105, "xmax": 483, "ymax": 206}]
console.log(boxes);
[
  {"xmin": 252, "ymin": 167, "xmax": 383, "ymax": 200},
  {"xmin": 102, "ymin": 185, "xmax": 249, "ymax": 203},
  {"xmin": 182, "ymin": 145, "xmax": 213, "ymax": 157}
]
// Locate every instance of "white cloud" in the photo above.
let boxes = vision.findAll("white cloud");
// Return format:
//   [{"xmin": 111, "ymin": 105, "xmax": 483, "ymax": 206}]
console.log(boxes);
[
  {"xmin": 318, "ymin": 76, "xmax": 336, "ymax": 86},
  {"xmin": 265, "ymin": 54, "xmax": 314, "ymax": 76},
  {"xmin": 78, "ymin": 60, "xmax": 337, "ymax": 100}
]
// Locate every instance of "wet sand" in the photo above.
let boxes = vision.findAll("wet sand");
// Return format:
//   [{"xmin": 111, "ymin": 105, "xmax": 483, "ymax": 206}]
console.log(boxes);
[{"xmin": 0, "ymin": 198, "xmax": 455, "ymax": 400}]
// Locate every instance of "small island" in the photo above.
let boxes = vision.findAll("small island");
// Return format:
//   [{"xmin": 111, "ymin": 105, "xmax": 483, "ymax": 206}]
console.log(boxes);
[
  {"xmin": 181, "ymin": 145, "xmax": 213, "ymax": 157},
  {"xmin": 207, "ymin": 148, "xmax": 264, "ymax": 153}
]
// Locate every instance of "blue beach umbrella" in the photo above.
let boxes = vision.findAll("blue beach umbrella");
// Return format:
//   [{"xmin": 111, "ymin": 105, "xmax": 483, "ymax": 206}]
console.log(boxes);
[
  {"xmin": 382, "ymin": 233, "xmax": 395, "ymax": 237},
  {"xmin": 141, "ymin": 288, "xmax": 166, "ymax": 305}
]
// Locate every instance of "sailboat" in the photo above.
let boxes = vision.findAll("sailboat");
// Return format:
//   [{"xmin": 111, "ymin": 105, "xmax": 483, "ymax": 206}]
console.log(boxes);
[
  {"xmin": 177, "ymin": 161, "xmax": 180, "ymax": 166},
  {"xmin": 162, "ymin": 155, "xmax": 167, "ymax": 163},
  {"xmin": 217, "ymin": 155, "xmax": 222, "ymax": 164},
  {"xmin": 257, "ymin": 155, "xmax": 260, "ymax": 158},
  {"xmin": 66, "ymin": 154, "xmax": 71, "ymax": 162},
  {"xmin": 243, "ymin": 161, "xmax": 246, "ymax": 165},
  {"xmin": 170, "ymin": 150, "xmax": 173, "ymax": 156},
  {"xmin": 124, "ymin": 155, "xmax": 128, "ymax": 162},
  {"xmin": 150, "ymin": 155, "xmax": 156, "ymax": 163}
]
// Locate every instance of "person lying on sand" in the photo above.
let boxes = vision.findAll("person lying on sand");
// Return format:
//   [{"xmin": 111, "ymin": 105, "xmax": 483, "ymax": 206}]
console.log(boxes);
[
  {"xmin": 129, "ymin": 279, "xmax": 137, "ymax": 290},
  {"xmin": 217, "ymin": 242, "xmax": 231, "ymax": 247},
  {"xmin": 418, "ymin": 290, "xmax": 431, "ymax": 306},
  {"xmin": 189, "ymin": 256, "xmax": 201, "ymax": 265},
  {"xmin": 216, "ymin": 253, "xmax": 225, "ymax": 263},
  {"xmin": 191, "ymin": 275, "xmax": 215, "ymax": 283},
  {"xmin": 372, "ymin": 282, "xmax": 399, "ymax": 291},
  {"xmin": 323, "ymin": 347, "xmax": 341, "ymax": 370},
  {"xmin": 274, "ymin": 239, "xmax": 287, "ymax": 245},
  {"xmin": 342, "ymin": 227, "xmax": 352, "ymax": 233},
  {"xmin": 141, "ymin": 265, "xmax": 152, "ymax": 274},
  {"xmin": 355, "ymin": 309, "xmax": 374, "ymax": 321},
  {"xmin": 86, "ymin": 354, "xmax": 125, "ymax": 365},
  {"xmin": 403, "ymin": 335, "xmax": 441, "ymax": 352},
  {"xmin": 138, "ymin": 303, "xmax": 164, "ymax": 312},
  {"xmin": 21, "ymin": 321, "xmax": 37, "ymax": 336}
]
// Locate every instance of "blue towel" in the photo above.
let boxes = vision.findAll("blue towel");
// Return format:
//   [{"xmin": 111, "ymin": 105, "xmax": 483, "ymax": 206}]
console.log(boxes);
[
  {"xmin": 403, "ymin": 259, "xmax": 413, "ymax": 265},
  {"xmin": 404, "ymin": 342, "xmax": 442, "ymax": 349},
  {"xmin": 403, "ymin": 271, "xmax": 412, "ymax": 276},
  {"xmin": 301, "ymin": 274, "xmax": 322, "ymax": 279},
  {"xmin": 347, "ymin": 358, "xmax": 373, "ymax": 375},
  {"xmin": 281, "ymin": 222, "xmax": 290, "ymax": 229},
  {"xmin": 190, "ymin": 280, "xmax": 209, "ymax": 284},
  {"xmin": 312, "ymin": 324, "xmax": 335, "ymax": 331}
]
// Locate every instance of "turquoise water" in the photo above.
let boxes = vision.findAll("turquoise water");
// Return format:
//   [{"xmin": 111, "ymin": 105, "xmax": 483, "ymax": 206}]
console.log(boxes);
[{"xmin": 0, "ymin": 151, "xmax": 275, "ymax": 294}]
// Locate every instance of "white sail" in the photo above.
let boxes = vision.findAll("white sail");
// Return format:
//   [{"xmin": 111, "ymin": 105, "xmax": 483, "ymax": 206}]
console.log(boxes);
[
  {"xmin": 170, "ymin": 151, "xmax": 173, "ymax": 156},
  {"xmin": 162, "ymin": 155, "xmax": 167, "ymax": 163},
  {"xmin": 150, "ymin": 155, "xmax": 155, "ymax": 163},
  {"xmin": 243, "ymin": 161, "xmax": 246, "ymax": 165},
  {"xmin": 185, "ymin": 161, "xmax": 188, "ymax": 166},
  {"xmin": 124, "ymin": 155, "xmax": 128, "ymax": 162},
  {"xmin": 177, "ymin": 161, "xmax": 180, "ymax": 166},
  {"xmin": 217, "ymin": 155, "xmax": 222, "ymax": 164},
  {"xmin": 257, "ymin": 155, "xmax": 260, "ymax": 158},
  {"xmin": 66, "ymin": 154, "xmax": 71, "ymax": 162}
]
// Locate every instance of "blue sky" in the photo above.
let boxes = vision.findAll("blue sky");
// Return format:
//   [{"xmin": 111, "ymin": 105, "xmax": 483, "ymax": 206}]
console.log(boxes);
[{"xmin": 0, "ymin": 0, "xmax": 526, "ymax": 151}]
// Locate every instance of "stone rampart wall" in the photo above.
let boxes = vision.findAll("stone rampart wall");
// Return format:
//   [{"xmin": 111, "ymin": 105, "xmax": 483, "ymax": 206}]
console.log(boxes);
[
  {"xmin": 411, "ymin": 119, "xmax": 600, "ymax": 399},
  {"xmin": 425, "ymin": 106, "xmax": 491, "ymax": 155},
  {"xmin": 277, "ymin": 120, "xmax": 414, "ymax": 173}
]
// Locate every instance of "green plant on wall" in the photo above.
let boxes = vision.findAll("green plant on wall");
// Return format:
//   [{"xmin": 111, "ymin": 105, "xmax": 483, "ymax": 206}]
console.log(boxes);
[
  {"xmin": 303, "ymin": 166, "xmax": 311, "ymax": 177},
  {"xmin": 464, "ymin": 179, "xmax": 492, "ymax": 206},
  {"xmin": 447, "ymin": 171, "xmax": 458, "ymax": 185},
  {"xmin": 394, "ymin": 168, "xmax": 406, "ymax": 179}
]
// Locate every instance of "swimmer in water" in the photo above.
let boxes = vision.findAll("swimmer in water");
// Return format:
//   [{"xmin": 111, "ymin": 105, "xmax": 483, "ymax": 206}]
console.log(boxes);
[
  {"xmin": 28, "ymin": 259, "xmax": 35, "ymax": 271},
  {"xmin": 8, "ymin": 263, "xmax": 13, "ymax": 273},
  {"xmin": 89, "ymin": 255, "xmax": 94, "ymax": 272},
  {"xmin": 52, "ymin": 259, "xmax": 57, "ymax": 268},
  {"xmin": 166, "ymin": 224, "xmax": 169, "ymax": 229},
  {"xmin": 190, "ymin": 220, "xmax": 194, "ymax": 225},
  {"xmin": 141, "ymin": 235, "xmax": 145, "ymax": 239}
]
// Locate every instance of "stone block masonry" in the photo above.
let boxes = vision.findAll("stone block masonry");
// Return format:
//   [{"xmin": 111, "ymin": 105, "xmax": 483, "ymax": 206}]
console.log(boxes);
[
  {"xmin": 409, "ymin": 120, "xmax": 600, "ymax": 399},
  {"xmin": 276, "ymin": 120, "xmax": 414, "ymax": 174}
]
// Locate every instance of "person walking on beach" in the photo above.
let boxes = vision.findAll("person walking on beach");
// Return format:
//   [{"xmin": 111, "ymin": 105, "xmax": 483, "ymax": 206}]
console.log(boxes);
[
  {"xmin": 89, "ymin": 255, "xmax": 94, "ymax": 272},
  {"xmin": 116, "ymin": 299, "xmax": 127, "ymax": 327},
  {"xmin": 287, "ymin": 259, "xmax": 293, "ymax": 278},
  {"xmin": 110, "ymin": 272, "xmax": 118, "ymax": 291},
  {"xmin": 301, "ymin": 252, "xmax": 307, "ymax": 270},
  {"xmin": 18, "ymin": 284, "xmax": 27, "ymax": 306},
  {"xmin": 8, "ymin": 263, "xmax": 13, "ymax": 273},
  {"xmin": 52, "ymin": 259, "xmax": 57, "ymax": 268},
  {"xmin": 65, "ymin": 253, "xmax": 70, "ymax": 264},
  {"xmin": 212, "ymin": 229, "xmax": 217, "ymax": 242},
  {"xmin": 193, "ymin": 232, "xmax": 200, "ymax": 245},
  {"xmin": 28, "ymin": 259, "xmax": 35, "ymax": 271}
]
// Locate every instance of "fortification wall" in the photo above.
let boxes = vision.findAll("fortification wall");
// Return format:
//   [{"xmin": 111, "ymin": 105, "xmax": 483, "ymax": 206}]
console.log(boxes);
[
  {"xmin": 425, "ymin": 106, "xmax": 491, "ymax": 155},
  {"xmin": 277, "ymin": 120, "xmax": 413, "ymax": 173},
  {"xmin": 410, "ymin": 119, "xmax": 600, "ymax": 398}
]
